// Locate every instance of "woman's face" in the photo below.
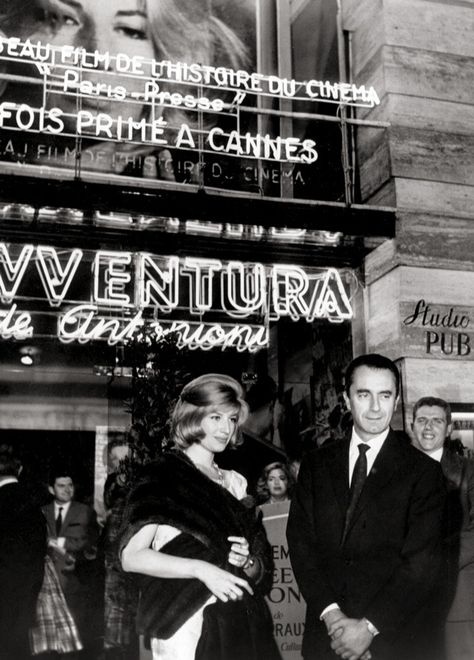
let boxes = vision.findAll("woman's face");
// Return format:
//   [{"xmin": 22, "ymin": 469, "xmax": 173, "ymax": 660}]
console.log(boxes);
[
  {"xmin": 267, "ymin": 468, "xmax": 288, "ymax": 501},
  {"xmin": 31, "ymin": 0, "xmax": 154, "ymax": 125},
  {"xmin": 199, "ymin": 406, "xmax": 239, "ymax": 455}
]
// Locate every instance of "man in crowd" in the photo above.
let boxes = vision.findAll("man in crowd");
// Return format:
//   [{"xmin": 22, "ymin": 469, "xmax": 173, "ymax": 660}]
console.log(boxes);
[
  {"xmin": 43, "ymin": 471, "xmax": 101, "ymax": 658},
  {"xmin": 412, "ymin": 396, "xmax": 474, "ymax": 660},
  {"xmin": 287, "ymin": 353, "xmax": 446, "ymax": 660},
  {"xmin": 0, "ymin": 445, "xmax": 46, "ymax": 660}
]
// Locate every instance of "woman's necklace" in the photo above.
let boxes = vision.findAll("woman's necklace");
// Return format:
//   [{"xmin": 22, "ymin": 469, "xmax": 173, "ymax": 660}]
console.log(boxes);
[{"xmin": 193, "ymin": 460, "xmax": 225, "ymax": 485}]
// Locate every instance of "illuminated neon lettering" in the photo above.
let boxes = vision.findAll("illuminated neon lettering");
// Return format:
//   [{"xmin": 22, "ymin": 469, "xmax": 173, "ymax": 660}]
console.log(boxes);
[
  {"xmin": 151, "ymin": 320, "xmax": 269, "ymax": 353},
  {"xmin": 182, "ymin": 258, "xmax": 222, "ymax": 314},
  {"xmin": 271, "ymin": 265, "xmax": 309, "ymax": 320},
  {"xmin": 77, "ymin": 110, "xmax": 94, "ymax": 134},
  {"xmin": 0, "ymin": 102, "xmax": 17, "ymax": 127},
  {"xmin": 0, "ymin": 240, "xmax": 354, "ymax": 351},
  {"xmin": 36, "ymin": 246, "xmax": 83, "ymax": 307},
  {"xmin": 224, "ymin": 224, "xmax": 244, "ymax": 239},
  {"xmin": 208, "ymin": 127, "xmax": 225, "ymax": 152},
  {"xmin": 0, "ymin": 243, "xmax": 34, "ymax": 302},
  {"xmin": 175, "ymin": 124, "xmax": 195, "ymax": 149},
  {"xmin": 58, "ymin": 305, "xmax": 144, "ymax": 345},
  {"xmin": 93, "ymin": 251, "xmax": 132, "ymax": 307},
  {"xmin": 307, "ymin": 269, "xmax": 352, "ymax": 323},
  {"xmin": 269, "ymin": 228, "xmax": 307, "ymax": 240},
  {"xmin": 0, "ymin": 304, "xmax": 33, "ymax": 340},
  {"xmin": 136, "ymin": 254, "xmax": 179, "ymax": 312},
  {"xmin": 185, "ymin": 220, "xmax": 223, "ymax": 236},
  {"xmin": 16, "ymin": 104, "xmax": 35, "ymax": 130},
  {"xmin": 223, "ymin": 262, "xmax": 266, "ymax": 318}
]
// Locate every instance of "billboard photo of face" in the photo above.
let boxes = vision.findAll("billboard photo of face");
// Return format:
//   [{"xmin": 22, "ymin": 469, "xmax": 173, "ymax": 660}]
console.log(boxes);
[{"xmin": 0, "ymin": 0, "xmax": 257, "ymax": 181}]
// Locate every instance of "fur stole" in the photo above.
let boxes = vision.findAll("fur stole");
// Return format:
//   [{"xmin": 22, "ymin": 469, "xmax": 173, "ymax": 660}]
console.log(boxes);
[{"xmin": 119, "ymin": 450, "xmax": 275, "ymax": 649}]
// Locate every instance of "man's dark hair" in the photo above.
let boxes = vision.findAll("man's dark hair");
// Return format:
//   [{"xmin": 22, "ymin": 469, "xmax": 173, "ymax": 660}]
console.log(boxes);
[
  {"xmin": 0, "ymin": 445, "xmax": 21, "ymax": 477},
  {"xmin": 48, "ymin": 468, "xmax": 75, "ymax": 487},
  {"xmin": 344, "ymin": 353, "xmax": 400, "ymax": 397},
  {"xmin": 412, "ymin": 396, "xmax": 452, "ymax": 425}
]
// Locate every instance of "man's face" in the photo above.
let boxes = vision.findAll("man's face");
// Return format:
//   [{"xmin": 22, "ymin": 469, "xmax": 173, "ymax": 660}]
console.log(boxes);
[
  {"xmin": 412, "ymin": 405, "xmax": 450, "ymax": 454},
  {"xmin": 344, "ymin": 366, "xmax": 399, "ymax": 441},
  {"xmin": 49, "ymin": 476, "xmax": 74, "ymax": 503}
]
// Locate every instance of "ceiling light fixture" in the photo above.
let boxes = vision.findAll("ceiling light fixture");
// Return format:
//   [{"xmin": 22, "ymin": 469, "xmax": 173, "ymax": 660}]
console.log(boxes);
[{"xmin": 19, "ymin": 345, "xmax": 40, "ymax": 367}]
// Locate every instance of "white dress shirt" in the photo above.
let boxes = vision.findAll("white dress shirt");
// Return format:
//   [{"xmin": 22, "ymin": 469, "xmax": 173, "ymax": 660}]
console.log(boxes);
[
  {"xmin": 54, "ymin": 500, "xmax": 71, "ymax": 522},
  {"xmin": 348, "ymin": 428, "xmax": 390, "ymax": 484},
  {"xmin": 424, "ymin": 447, "xmax": 443, "ymax": 463}
]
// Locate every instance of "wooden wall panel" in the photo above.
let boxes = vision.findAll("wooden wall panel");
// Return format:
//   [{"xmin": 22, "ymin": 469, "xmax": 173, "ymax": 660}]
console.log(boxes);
[
  {"xmin": 394, "ymin": 179, "xmax": 474, "ymax": 216},
  {"xmin": 358, "ymin": 125, "xmax": 392, "ymax": 200},
  {"xmin": 396, "ymin": 213, "xmax": 474, "ymax": 270},
  {"xmin": 390, "ymin": 127, "xmax": 474, "ymax": 185},
  {"xmin": 384, "ymin": 46, "xmax": 474, "ymax": 104},
  {"xmin": 400, "ymin": 267, "xmax": 474, "ymax": 305},
  {"xmin": 364, "ymin": 268, "xmax": 402, "ymax": 357},
  {"xmin": 384, "ymin": 0, "xmax": 474, "ymax": 56},
  {"xmin": 364, "ymin": 180, "xmax": 397, "ymax": 207},
  {"xmin": 388, "ymin": 95, "xmax": 474, "ymax": 135},
  {"xmin": 341, "ymin": 0, "xmax": 386, "ymax": 78},
  {"xmin": 403, "ymin": 357, "xmax": 474, "ymax": 408}
]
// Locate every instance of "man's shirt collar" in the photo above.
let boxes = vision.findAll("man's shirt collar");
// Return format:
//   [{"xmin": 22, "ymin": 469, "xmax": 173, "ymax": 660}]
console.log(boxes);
[
  {"xmin": 425, "ymin": 447, "xmax": 444, "ymax": 463},
  {"xmin": 350, "ymin": 427, "xmax": 390, "ymax": 449}
]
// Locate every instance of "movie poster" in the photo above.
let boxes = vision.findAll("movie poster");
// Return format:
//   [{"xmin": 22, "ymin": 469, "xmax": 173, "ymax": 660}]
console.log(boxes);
[{"xmin": 0, "ymin": 1, "xmax": 353, "ymax": 201}]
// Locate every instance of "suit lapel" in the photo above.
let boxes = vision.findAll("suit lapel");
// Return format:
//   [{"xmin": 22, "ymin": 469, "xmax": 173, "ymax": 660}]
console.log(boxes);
[
  {"xmin": 61, "ymin": 501, "xmax": 76, "ymax": 532},
  {"xmin": 344, "ymin": 430, "xmax": 401, "ymax": 538},
  {"xmin": 326, "ymin": 438, "xmax": 351, "ymax": 519}
]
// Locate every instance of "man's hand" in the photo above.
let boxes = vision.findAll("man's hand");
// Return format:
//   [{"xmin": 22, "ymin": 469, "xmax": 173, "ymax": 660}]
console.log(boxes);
[
  {"xmin": 322, "ymin": 607, "xmax": 345, "ymax": 633},
  {"xmin": 328, "ymin": 617, "xmax": 373, "ymax": 660}
]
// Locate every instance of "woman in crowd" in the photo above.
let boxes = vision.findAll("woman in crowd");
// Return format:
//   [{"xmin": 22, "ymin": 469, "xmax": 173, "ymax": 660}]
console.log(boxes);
[
  {"xmin": 0, "ymin": 0, "xmax": 254, "ymax": 176},
  {"xmin": 101, "ymin": 440, "xmax": 139, "ymax": 660},
  {"xmin": 256, "ymin": 461, "xmax": 296, "ymax": 505},
  {"xmin": 119, "ymin": 373, "xmax": 279, "ymax": 660}
]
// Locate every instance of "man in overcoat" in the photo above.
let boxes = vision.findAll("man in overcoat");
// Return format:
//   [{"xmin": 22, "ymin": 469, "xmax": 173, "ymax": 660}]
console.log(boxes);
[
  {"xmin": 412, "ymin": 396, "xmax": 474, "ymax": 660},
  {"xmin": 287, "ymin": 354, "xmax": 446, "ymax": 660}
]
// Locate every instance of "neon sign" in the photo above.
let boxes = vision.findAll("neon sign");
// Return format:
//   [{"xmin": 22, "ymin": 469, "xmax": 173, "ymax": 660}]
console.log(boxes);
[
  {"xmin": 0, "ymin": 37, "xmax": 380, "ymax": 166},
  {"xmin": 0, "ymin": 242, "xmax": 353, "ymax": 352}
]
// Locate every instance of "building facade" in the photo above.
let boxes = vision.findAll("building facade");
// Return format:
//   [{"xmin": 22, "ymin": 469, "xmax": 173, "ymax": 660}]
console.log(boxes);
[{"xmin": 0, "ymin": 0, "xmax": 472, "ymax": 489}]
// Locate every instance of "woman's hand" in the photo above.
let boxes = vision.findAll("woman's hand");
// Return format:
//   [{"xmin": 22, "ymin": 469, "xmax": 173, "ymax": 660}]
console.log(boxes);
[
  {"xmin": 227, "ymin": 535, "xmax": 250, "ymax": 569},
  {"xmin": 194, "ymin": 560, "xmax": 254, "ymax": 603}
]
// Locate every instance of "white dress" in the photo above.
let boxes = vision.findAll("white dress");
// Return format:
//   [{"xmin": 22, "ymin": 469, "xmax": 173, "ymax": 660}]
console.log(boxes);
[{"xmin": 150, "ymin": 469, "xmax": 248, "ymax": 660}]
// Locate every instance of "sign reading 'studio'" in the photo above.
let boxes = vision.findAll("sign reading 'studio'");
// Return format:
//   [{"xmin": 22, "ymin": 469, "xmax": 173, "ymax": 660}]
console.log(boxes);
[{"xmin": 402, "ymin": 299, "xmax": 472, "ymax": 358}]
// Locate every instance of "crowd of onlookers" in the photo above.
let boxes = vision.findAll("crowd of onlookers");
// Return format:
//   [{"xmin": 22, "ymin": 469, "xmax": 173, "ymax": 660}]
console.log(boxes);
[
  {"xmin": 0, "ymin": 442, "xmax": 138, "ymax": 660},
  {"xmin": 1, "ymin": 355, "xmax": 474, "ymax": 660}
]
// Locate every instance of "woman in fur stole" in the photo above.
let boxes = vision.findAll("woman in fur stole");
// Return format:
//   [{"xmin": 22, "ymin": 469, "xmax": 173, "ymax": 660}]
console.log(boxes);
[{"xmin": 120, "ymin": 373, "xmax": 280, "ymax": 660}]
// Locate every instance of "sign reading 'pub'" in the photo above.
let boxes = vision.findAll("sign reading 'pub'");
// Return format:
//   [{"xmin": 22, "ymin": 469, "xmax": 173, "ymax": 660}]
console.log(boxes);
[{"xmin": 402, "ymin": 299, "xmax": 473, "ymax": 359}]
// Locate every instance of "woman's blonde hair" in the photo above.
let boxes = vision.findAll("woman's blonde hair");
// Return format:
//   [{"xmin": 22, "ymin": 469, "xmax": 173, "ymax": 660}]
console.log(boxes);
[{"xmin": 171, "ymin": 373, "xmax": 249, "ymax": 449}]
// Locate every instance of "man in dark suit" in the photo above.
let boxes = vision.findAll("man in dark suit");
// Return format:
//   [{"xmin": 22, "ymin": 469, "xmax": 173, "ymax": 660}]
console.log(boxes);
[
  {"xmin": 0, "ymin": 447, "xmax": 46, "ymax": 660},
  {"xmin": 287, "ymin": 354, "xmax": 446, "ymax": 660},
  {"xmin": 43, "ymin": 471, "xmax": 101, "ymax": 657},
  {"xmin": 412, "ymin": 396, "xmax": 474, "ymax": 660}
]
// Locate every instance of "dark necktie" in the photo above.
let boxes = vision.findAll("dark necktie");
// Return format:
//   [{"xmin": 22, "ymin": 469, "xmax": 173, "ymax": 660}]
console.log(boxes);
[
  {"xmin": 342, "ymin": 443, "xmax": 370, "ymax": 544},
  {"xmin": 56, "ymin": 507, "xmax": 63, "ymax": 536}
]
